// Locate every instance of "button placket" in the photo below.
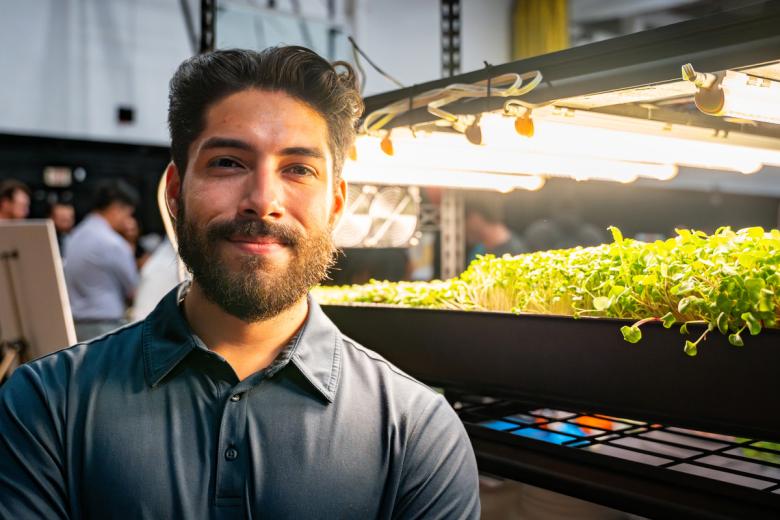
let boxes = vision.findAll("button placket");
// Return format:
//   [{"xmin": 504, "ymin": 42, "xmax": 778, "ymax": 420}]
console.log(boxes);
[{"xmin": 214, "ymin": 387, "xmax": 249, "ymax": 505}]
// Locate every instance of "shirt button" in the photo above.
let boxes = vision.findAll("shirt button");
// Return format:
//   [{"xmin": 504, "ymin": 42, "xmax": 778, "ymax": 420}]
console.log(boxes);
[
  {"xmin": 225, "ymin": 448, "xmax": 238, "ymax": 461},
  {"xmin": 230, "ymin": 394, "xmax": 241, "ymax": 402}
]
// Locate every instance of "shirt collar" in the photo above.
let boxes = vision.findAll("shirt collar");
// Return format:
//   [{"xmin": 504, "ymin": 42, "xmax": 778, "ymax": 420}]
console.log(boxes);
[{"xmin": 142, "ymin": 286, "xmax": 343, "ymax": 402}]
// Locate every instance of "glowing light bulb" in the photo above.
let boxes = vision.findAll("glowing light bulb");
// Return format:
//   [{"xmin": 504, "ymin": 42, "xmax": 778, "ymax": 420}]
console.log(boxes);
[{"xmin": 684, "ymin": 64, "xmax": 780, "ymax": 126}]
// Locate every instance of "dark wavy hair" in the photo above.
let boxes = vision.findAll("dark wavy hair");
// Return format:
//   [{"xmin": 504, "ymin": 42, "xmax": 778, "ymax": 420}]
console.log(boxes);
[{"xmin": 168, "ymin": 46, "xmax": 363, "ymax": 180}]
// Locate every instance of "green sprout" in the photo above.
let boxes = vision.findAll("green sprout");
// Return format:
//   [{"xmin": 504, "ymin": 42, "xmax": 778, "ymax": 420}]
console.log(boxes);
[{"xmin": 312, "ymin": 226, "xmax": 780, "ymax": 356}]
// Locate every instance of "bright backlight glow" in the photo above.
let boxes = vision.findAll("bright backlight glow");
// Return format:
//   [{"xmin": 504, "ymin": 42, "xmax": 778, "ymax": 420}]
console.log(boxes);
[
  {"xmin": 479, "ymin": 111, "xmax": 780, "ymax": 174},
  {"xmin": 713, "ymin": 70, "xmax": 780, "ymax": 125},
  {"xmin": 342, "ymin": 163, "xmax": 546, "ymax": 193},
  {"xmin": 353, "ymin": 132, "xmax": 678, "ymax": 183}
]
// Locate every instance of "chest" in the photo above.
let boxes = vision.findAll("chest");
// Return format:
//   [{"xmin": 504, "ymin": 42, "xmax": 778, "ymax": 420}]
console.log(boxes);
[{"xmin": 70, "ymin": 375, "xmax": 394, "ymax": 519}]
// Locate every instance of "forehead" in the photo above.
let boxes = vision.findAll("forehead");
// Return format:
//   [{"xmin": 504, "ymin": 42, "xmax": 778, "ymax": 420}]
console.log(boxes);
[
  {"xmin": 12, "ymin": 190, "xmax": 29, "ymax": 201},
  {"xmin": 199, "ymin": 89, "xmax": 330, "ymax": 149}
]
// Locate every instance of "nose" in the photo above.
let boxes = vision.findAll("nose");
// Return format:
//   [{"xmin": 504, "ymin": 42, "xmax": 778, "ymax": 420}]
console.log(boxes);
[{"xmin": 238, "ymin": 164, "xmax": 285, "ymax": 220}]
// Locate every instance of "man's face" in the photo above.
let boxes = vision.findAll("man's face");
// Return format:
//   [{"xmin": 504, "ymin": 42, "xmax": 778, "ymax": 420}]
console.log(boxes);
[
  {"xmin": 51, "ymin": 204, "xmax": 75, "ymax": 233},
  {"xmin": 167, "ymin": 89, "xmax": 346, "ymax": 322},
  {"xmin": 1, "ymin": 189, "xmax": 30, "ymax": 219},
  {"xmin": 465, "ymin": 211, "xmax": 486, "ymax": 246}
]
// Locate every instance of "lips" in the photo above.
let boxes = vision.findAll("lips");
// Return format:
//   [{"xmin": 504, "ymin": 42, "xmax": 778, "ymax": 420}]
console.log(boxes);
[
  {"xmin": 227, "ymin": 235, "xmax": 287, "ymax": 255},
  {"xmin": 228, "ymin": 235, "xmax": 285, "ymax": 246}
]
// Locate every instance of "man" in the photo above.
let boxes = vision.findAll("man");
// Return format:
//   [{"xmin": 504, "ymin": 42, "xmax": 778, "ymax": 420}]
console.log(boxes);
[
  {"xmin": 0, "ymin": 179, "xmax": 31, "ymax": 220},
  {"xmin": 63, "ymin": 179, "xmax": 140, "ymax": 341},
  {"xmin": 48, "ymin": 201, "xmax": 76, "ymax": 255},
  {"xmin": 465, "ymin": 194, "xmax": 526, "ymax": 260},
  {"xmin": 0, "ymin": 47, "xmax": 480, "ymax": 518}
]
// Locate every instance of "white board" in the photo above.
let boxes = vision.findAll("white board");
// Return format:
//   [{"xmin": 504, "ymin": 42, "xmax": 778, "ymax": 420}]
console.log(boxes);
[{"xmin": 0, "ymin": 220, "xmax": 76, "ymax": 365}]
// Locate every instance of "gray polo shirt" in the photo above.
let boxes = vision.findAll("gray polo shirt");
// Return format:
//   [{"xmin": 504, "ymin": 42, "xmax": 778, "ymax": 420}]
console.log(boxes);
[
  {"xmin": 63, "ymin": 213, "xmax": 138, "ymax": 321},
  {"xmin": 0, "ymin": 287, "xmax": 480, "ymax": 519}
]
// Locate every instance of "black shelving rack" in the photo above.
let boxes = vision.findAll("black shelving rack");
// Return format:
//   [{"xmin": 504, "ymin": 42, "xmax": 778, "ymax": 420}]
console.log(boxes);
[
  {"xmin": 321, "ymin": 304, "xmax": 780, "ymax": 518},
  {"xmin": 453, "ymin": 393, "xmax": 780, "ymax": 519}
]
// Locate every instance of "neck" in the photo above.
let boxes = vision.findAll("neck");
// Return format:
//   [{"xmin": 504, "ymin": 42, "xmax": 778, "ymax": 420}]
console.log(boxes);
[{"xmin": 182, "ymin": 281, "xmax": 308, "ymax": 380}]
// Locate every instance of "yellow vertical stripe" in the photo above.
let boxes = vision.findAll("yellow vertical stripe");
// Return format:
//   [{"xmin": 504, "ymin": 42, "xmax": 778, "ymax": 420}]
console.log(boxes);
[{"xmin": 512, "ymin": 0, "xmax": 569, "ymax": 59}]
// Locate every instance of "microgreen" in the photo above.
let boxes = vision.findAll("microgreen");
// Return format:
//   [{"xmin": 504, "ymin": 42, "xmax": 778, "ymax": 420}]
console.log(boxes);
[{"xmin": 312, "ymin": 226, "xmax": 780, "ymax": 356}]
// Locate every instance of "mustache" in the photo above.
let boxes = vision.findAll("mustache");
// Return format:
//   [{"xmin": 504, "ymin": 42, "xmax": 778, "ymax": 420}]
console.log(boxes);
[{"xmin": 206, "ymin": 219, "xmax": 301, "ymax": 246}]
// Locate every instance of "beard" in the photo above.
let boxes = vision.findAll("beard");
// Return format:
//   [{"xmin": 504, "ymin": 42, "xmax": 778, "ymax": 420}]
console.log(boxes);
[{"xmin": 175, "ymin": 199, "xmax": 336, "ymax": 322}]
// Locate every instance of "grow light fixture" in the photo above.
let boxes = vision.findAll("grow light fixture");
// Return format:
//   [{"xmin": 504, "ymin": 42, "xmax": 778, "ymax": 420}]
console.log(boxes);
[
  {"xmin": 353, "ymin": 132, "xmax": 678, "ymax": 183},
  {"xmin": 479, "ymin": 111, "xmax": 780, "ymax": 174},
  {"xmin": 342, "ymin": 163, "xmax": 545, "ymax": 193},
  {"xmin": 682, "ymin": 64, "xmax": 780, "ymax": 126}
]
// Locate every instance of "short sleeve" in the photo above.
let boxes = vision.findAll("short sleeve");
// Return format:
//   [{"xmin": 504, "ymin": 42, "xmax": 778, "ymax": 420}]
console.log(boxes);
[
  {"xmin": 393, "ymin": 394, "xmax": 480, "ymax": 519},
  {"xmin": 0, "ymin": 363, "xmax": 69, "ymax": 519}
]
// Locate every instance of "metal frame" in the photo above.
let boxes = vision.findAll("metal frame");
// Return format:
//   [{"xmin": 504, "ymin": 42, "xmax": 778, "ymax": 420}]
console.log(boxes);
[
  {"xmin": 200, "ymin": 0, "xmax": 216, "ymax": 53},
  {"xmin": 361, "ymin": 1, "xmax": 780, "ymax": 134},
  {"xmin": 438, "ymin": 189, "xmax": 465, "ymax": 279},
  {"xmin": 454, "ymin": 391, "xmax": 780, "ymax": 519},
  {"xmin": 440, "ymin": 0, "xmax": 461, "ymax": 78},
  {"xmin": 467, "ymin": 424, "xmax": 780, "ymax": 519}
]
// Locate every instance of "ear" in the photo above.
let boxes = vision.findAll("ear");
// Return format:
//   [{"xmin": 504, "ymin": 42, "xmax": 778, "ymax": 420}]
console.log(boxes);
[
  {"xmin": 330, "ymin": 177, "xmax": 347, "ymax": 226},
  {"xmin": 164, "ymin": 162, "xmax": 181, "ymax": 219}
]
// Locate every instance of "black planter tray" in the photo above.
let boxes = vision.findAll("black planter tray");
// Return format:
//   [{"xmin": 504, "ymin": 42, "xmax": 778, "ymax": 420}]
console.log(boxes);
[{"xmin": 321, "ymin": 304, "xmax": 780, "ymax": 442}]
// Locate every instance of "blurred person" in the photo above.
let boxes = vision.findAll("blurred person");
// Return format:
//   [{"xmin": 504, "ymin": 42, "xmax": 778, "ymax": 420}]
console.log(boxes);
[
  {"xmin": 0, "ymin": 47, "xmax": 480, "ymax": 519},
  {"xmin": 0, "ymin": 179, "xmax": 31, "ymax": 220},
  {"xmin": 48, "ymin": 201, "xmax": 75, "ymax": 255},
  {"xmin": 119, "ymin": 213, "xmax": 151, "ymax": 270},
  {"xmin": 465, "ymin": 193, "xmax": 527, "ymax": 260},
  {"xmin": 523, "ymin": 193, "xmax": 605, "ymax": 251},
  {"xmin": 129, "ymin": 237, "xmax": 181, "ymax": 322},
  {"xmin": 63, "ymin": 179, "xmax": 140, "ymax": 341}
]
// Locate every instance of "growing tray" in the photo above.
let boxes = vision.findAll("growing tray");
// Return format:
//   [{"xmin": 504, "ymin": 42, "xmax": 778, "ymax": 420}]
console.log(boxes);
[{"xmin": 321, "ymin": 304, "xmax": 780, "ymax": 442}]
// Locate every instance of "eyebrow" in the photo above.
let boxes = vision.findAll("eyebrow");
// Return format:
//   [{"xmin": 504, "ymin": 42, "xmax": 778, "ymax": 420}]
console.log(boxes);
[
  {"xmin": 200, "ymin": 137, "xmax": 254, "ymax": 152},
  {"xmin": 200, "ymin": 138, "xmax": 325, "ymax": 161},
  {"xmin": 278, "ymin": 146, "xmax": 326, "ymax": 160}
]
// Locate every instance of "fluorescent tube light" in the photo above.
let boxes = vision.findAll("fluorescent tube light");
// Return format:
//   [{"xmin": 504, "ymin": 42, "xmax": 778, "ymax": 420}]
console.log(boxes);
[
  {"xmin": 479, "ymin": 111, "xmax": 780, "ymax": 174},
  {"xmin": 354, "ymin": 132, "xmax": 678, "ymax": 182},
  {"xmin": 342, "ymin": 163, "xmax": 545, "ymax": 193}
]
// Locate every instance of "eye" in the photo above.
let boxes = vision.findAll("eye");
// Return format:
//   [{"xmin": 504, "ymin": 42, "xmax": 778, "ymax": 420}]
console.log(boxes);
[
  {"xmin": 284, "ymin": 164, "xmax": 317, "ymax": 177},
  {"xmin": 208, "ymin": 157, "xmax": 244, "ymax": 169}
]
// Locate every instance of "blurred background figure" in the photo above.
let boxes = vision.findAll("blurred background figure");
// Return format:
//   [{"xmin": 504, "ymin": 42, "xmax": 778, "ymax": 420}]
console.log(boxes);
[
  {"xmin": 64, "ymin": 179, "xmax": 140, "ymax": 342},
  {"xmin": 129, "ymin": 238, "xmax": 181, "ymax": 322},
  {"xmin": 119, "ymin": 214, "xmax": 152, "ymax": 270},
  {"xmin": 48, "ymin": 201, "xmax": 75, "ymax": 256},
  {"xmin": 0, "ymin": 179, "xmax": 31, "ymax": 220},
  {"xmin": 465, "ymin": 193, "xmax": 527, "ymax": 261},
  {"xmin": 522, "ymin": 192, "xmax": 606, "ymax": 251}
]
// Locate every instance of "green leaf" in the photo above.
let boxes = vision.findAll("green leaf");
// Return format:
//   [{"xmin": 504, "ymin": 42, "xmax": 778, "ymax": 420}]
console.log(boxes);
[
  {"xmin": 728, "ymin": 333, "xmax": 744, "ymax": 347},
  {"xmin": 593, "ymin": 296, "xmax": 611, "ymax": 311},
  {"xmin": 745, "ymin": 226, "xmax": 765, "ymax": 238},
  {"xmin": 609, "ymin": 226, "xmax": 623, "ymax": 244},
  {"xmin": 679, "ymin": 323, "xmax": 689, "ymax": 335},
  {"xmin": 621, "ymin": 325, "xmax": 642, "ymax": 344},
  {"xmin": 738, "ymin": 253, "xmax": 757, "ymax": 269},
  {"xmin": 684, "ymin": 340, "xmax": 698, "ymax": 356},
  {"xmin": 741, "ymin": 312, "xmax": 762, "ymax": 335},
  {"xmin": 661, "ymin": 312, "xmax": 676, "ymax": 329},
  {"xmin": 716, "ymin": 312, "xmax": 729, "ymax": 334},
  {"xmin": 678, "ymin": 296, "xmax": 696, "ymax": 313}
]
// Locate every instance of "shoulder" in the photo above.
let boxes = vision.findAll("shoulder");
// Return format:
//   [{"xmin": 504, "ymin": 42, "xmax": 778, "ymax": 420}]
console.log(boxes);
[
  {"xmin": 339, "ymin": 333, "xmax": 439, "ymax": 399},
  {"xmin": 2, "ymin": 321, "xmax": 145, "ymax": 401},
  {"xmin": 334, "ymin": 333, "xmax": 456, "ymax": 432}
]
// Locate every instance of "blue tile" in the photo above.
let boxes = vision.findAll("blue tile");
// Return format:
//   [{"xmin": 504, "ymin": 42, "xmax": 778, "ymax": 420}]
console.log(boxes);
[
  {"xmin": 478, "ymin": 420, "xmax": 521, "ymax": 432},
  {"xmin": 511, "ymin": 427, "xmax": 576, "ymax": 445}
]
